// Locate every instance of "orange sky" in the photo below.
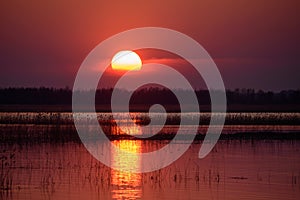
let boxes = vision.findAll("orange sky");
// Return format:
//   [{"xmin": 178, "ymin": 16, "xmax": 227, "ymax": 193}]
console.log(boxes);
[{"xmin": 0, "ymin": 0, "xmax": 299, "ymax": 90}]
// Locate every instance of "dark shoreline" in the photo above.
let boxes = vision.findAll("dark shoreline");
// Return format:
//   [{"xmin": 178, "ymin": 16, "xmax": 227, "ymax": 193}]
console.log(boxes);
[
  {"xmin": 1, "ymin": 124, "xmax": 300, "ymax": 144},
  {"xmin": 1, "ymin": 132, "xmax": 300, "ymax": 144},
  {"xmin": 1, "ymin": 104, "xmax": 300, "ymax": 112}
]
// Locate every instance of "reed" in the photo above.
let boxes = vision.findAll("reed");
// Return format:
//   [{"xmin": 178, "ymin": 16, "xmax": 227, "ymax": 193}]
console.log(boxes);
[
  {"xmin": 0, "ymin": 112, "xmax": 299, "ymax": 125},
  {"xmin": 0, "ymin": 149, "xmax": 15, "ymax": 190}
]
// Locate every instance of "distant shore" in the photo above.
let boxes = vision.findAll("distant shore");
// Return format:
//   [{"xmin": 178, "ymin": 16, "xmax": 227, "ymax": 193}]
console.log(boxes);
[{"xmin": 1, "ymin": 104, "xmax": 300, "ymax": 112}]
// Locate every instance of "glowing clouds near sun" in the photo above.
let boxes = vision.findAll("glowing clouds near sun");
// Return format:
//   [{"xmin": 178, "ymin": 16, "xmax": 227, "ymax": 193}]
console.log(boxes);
[{"xmin": 111, "ymin": 50, "xmax": 142, "ymax": 71}]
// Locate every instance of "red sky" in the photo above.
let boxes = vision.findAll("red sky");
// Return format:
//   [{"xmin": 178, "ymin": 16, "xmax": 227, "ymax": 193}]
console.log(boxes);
[{"xmin": 0, "ymin": 0, "xmax": 299, "ymax": 91}]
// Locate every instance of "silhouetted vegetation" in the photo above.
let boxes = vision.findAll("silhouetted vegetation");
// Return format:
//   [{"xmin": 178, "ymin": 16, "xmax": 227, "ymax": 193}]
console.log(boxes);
[
  {"xmin": 1, "ymin": 112, "xmax": 299, "ymax": 125},
  {"xmin": 0, "ymin": 87, "xmax": 299, "ymax": 106}
]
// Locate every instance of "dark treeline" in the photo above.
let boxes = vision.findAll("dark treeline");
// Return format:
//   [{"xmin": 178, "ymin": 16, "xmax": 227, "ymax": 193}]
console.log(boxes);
[{"xmin": 0, "ymin": 87, "xmax": 299, "ymax": 105}]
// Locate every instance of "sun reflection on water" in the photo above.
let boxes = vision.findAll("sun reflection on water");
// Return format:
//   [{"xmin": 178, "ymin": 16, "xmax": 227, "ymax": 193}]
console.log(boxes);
[{"xmin": 111, "ymin": 128, "xmax": 142, "ymax": 199}]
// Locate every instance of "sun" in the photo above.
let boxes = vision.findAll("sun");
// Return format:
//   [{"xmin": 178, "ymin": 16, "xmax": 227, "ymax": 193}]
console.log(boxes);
[{"xmin": 111, "ymin": 50, "xmax": 142, "ymax": 71}]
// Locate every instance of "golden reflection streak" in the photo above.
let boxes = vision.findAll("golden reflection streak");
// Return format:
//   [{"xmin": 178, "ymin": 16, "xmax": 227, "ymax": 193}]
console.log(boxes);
[{"xmin": 111, "ymin": 125, "xmax": 142, "ymax": 200}]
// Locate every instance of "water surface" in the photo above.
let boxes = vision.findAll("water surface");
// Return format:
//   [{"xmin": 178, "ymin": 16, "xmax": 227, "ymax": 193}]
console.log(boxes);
[
  {"xmin": 0, "ymin": 112, "xmax": 299, "ymax": 199},
  {"xmin": 0, "ymin": 140, "xmax": 299, "ymax": 200}
]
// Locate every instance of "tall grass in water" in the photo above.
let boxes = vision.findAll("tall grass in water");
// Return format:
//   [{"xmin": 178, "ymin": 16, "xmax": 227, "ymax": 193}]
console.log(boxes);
[
  {"xmin": 0, "ymin": 112, "xmax": 300, "ymax": 125},
  {"xmin": 0, "ymin": 112, "xmax": 300, "ymax": 143},
  {"xmin": 0, "ymin": 149, "xmax": 15, "ymax": 190}
]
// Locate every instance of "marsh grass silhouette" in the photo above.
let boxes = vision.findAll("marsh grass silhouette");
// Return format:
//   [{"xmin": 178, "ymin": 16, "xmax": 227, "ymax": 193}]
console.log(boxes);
[
  {"xmin": 0, "ymin": 149, "xmax": 15, "ymax": 191},
  {"xmin": 0, "ymin": 113, "xmax": 299, "ymax": 143}
]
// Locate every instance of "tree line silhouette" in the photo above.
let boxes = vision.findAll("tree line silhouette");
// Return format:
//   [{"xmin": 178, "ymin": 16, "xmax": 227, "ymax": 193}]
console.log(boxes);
[{"xmin": 0, "ymin": 87, "xmax": 299, "ymax": 106}]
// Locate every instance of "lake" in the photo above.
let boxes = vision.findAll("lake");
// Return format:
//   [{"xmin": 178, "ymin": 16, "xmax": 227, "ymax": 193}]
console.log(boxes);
[{"xmin": 0, "ymin": 112, "xmax": 299, "ymax": 199}]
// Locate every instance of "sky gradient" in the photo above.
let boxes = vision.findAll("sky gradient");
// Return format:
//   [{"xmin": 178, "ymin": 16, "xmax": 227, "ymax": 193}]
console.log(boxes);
[{"xmin": 0, "ymin": 0, "xmax": 299, "ymax": 91}]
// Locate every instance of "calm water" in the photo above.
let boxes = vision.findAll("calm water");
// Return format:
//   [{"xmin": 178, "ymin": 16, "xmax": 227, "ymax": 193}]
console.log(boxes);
[
  {"xmin": 0, "ymin": 112, "xmax": 300, "ymax": 199},
  {"xmin": 0, "ymin": 140, "xmax": 299, "ymax": 200}
]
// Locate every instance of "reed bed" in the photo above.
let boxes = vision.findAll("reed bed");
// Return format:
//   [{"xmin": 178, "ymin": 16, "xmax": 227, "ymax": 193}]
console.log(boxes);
[
  {"xmin": 0, "ymin": 112, "xmax": 300, "ymax": 144},
  {"xmin": 0, "ymin": 112, "xmax": 300, "ymax": 125}
]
